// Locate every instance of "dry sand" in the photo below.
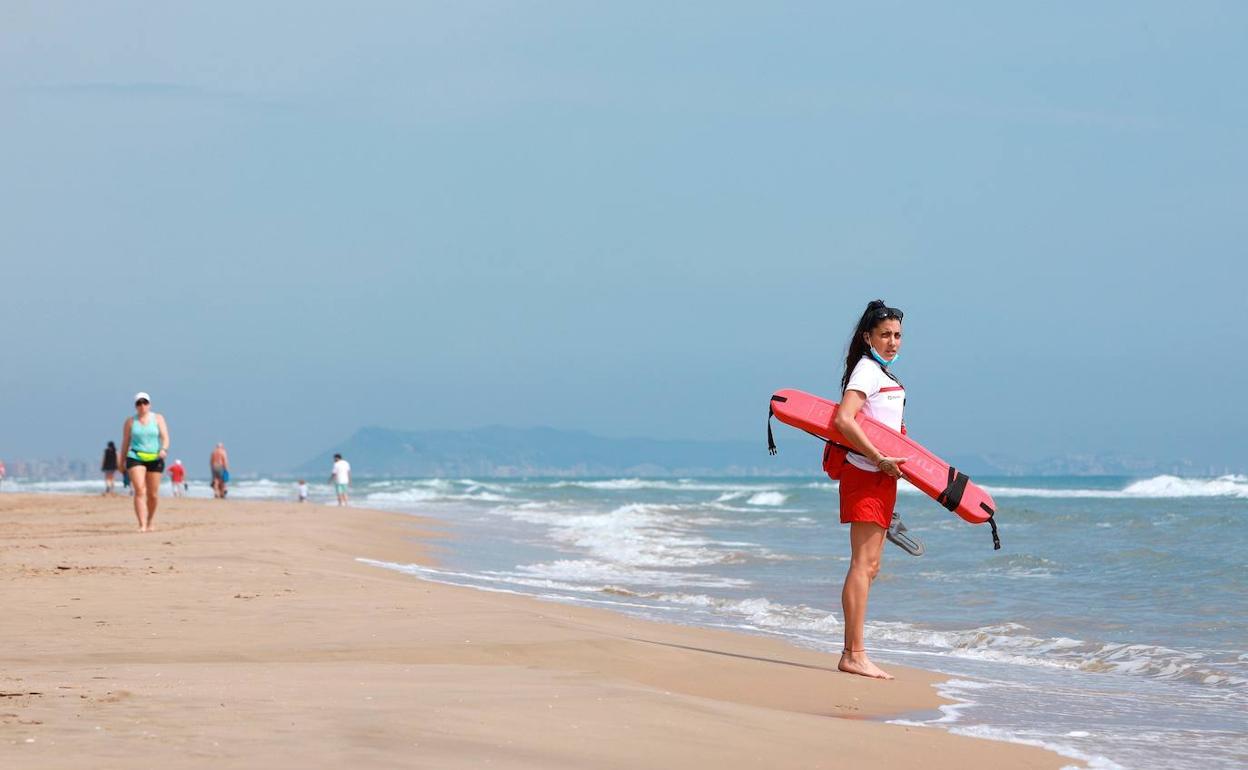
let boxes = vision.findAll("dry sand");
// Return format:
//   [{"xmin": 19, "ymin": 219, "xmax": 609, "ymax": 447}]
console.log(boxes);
[{"xmin": 0, "ymin": 493, "xmax": 1074, "ymax": 768}]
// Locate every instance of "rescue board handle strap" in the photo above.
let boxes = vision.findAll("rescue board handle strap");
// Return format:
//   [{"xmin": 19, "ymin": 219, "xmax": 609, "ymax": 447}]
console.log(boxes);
[
  {"xmin": 766, "ymin": 394, "xmax": 788, "ymax": 456},
  {"xmin": 767, "ymin": 406, "xmax": 777, "ymax": 455},
  {"xmin": 936, "ymin": 466, "xmax": 970, "ymax": 511},
  {"xmin": 988, "ymin": 514, "xmax": 1001, "ymax": 550}
]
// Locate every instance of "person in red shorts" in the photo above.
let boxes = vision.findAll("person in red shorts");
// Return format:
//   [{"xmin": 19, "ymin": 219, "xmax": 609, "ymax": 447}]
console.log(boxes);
[
  {"xmin": 169, "ymin": 459, "xmax": 187, "ymax": 497},
  {"xmin": 832, "ymin": 300, "xmax": 907, "ymax": 680}
]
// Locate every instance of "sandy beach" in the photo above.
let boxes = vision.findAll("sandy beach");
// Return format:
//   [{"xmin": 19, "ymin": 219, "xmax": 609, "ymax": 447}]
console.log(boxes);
[{"xmin": 0, "ymin": 493, "xmax": 1072, "ymax": 769}]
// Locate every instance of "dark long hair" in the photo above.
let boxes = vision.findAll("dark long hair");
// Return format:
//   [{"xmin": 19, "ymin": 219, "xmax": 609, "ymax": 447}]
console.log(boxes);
[{"xmin": 841, "ymin": 299, "xmax": 903, "ymax": 392}]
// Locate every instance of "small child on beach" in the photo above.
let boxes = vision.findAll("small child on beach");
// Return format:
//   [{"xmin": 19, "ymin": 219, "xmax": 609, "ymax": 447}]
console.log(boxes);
[{"xmin": 297, "ymin": 480, "xmax": 308, "ymax": 503}]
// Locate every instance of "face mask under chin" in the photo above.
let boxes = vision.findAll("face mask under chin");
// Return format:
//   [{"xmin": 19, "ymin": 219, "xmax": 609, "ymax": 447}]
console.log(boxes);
[{"xmin": 869, "ymin": 347, "xmax": 899, "ymax": 367}]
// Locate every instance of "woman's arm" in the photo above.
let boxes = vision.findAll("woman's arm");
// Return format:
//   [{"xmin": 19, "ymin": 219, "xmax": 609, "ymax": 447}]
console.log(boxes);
[
  {"xmin": 120, "ymin": 419, "xmax": 133, "ymax": 463},
  {"xmin": 833, "ymin": 390, "xmax": 907, "ymax": 479},
  {"xmin": 157, "ymin": 415, "xmax": 170, "ymax": 457}
]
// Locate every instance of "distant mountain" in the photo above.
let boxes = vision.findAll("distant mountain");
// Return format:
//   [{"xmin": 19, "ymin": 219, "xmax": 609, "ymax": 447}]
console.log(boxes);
[{"xmin": 294, "ymin": 425, "xmax": 824, "ymax": 478}]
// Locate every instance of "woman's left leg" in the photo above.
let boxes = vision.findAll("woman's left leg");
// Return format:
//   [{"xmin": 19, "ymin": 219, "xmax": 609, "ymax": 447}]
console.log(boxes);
[
  {"xmin": 839, "ymin": 521, "xmax": 892, "ymax": 679},
  {"xmin": 145, "ymin": 469, "xmax": 163, "ymax": 530},
  {"xmin": 129, "ymin": 465, "xmax": 149, "ymax": 530}
]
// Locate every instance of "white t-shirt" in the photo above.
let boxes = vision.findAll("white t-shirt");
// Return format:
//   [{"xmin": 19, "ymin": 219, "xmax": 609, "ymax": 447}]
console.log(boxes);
[
  {"xmin": 332, "ymin": 459, "xmax": 351, "ymax": 485},
  {"xmin": 843, "ymin": 356, "xmax": 906, "ymax": 472}
]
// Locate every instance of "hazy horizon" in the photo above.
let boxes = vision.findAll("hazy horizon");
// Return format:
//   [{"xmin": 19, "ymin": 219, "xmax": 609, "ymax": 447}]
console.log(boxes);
[{"xmin": 3, "ymin": 3, "xmax": 1245, "ymax": 473}]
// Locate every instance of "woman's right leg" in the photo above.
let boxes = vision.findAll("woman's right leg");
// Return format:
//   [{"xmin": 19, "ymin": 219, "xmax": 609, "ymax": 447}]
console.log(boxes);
[
  {"xmin": 839, "ymin": 521, "xmax": 893, "ymax": 679},
  {"xmin": 129, "ymin": 466, "xmax": 149, "ymax": 530}
]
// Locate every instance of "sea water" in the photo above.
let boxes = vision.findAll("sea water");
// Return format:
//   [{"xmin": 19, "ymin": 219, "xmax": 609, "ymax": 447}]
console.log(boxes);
[{"xmin": 9, "ymin": 473, "xmax": 1246, "ymax": 768}]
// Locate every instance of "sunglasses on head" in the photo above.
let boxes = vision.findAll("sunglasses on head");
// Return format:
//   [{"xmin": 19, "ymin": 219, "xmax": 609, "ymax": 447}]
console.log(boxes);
[{"xmin": 870, "ymin": 307, "xmax": 903, "ymax": 322}]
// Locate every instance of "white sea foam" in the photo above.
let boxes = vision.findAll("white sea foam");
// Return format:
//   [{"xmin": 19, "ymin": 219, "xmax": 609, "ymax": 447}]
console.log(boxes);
[
  {"xmin": 550, "ymin": 478, "xmax": 780, "ymax": 493},
  {"xmin": 947, "ymin": 723, "xmax": 1126, "ymax": 770},
  {"xmin": 210, "ymin": 478, "xmax": 307, "ymax": 500},
  {"xmin": 365, "ymin": 488, "xmax": 509, "ymax": 504},
  {"xmin": 866, "ymin": 621, "xmax": 1248, "ymax": 687},
  {"xmin": 968, "ymin": 474, "xmax": 1248, "ymax": 499},
  {"xmin": 457, "ymin": 478, "xmax": 514, "ymax": 493},
  {"xmin": 652, "ymin": 593, "xmax": 842, "ymax": 634},
  {"xmin": 626, "ymin": 595, "xmax": 1244, "ymax": 687},
  {"xmin": 502, "ymin": 502, "xmax": 726, "ymax": 567},
  {"xmin": 356, "ymin": 559, "xmax": 676, "ymax": 611},
  {"xmin": 1121, "ymin": 474, "xmax": 1248, "ymax": 498},
  {"xmin": 491, "ymin": 501, "xmax": 789, "ymax": 569},
  {"xmin": 746, "ymin": 491, "xmax": 787, "ymax": 506},
  {"xmin": 919, "ymin": 555, "xmax": 1062, "ymax": 581},
  {"xmin": 0, "ymin": 479, "xmax": 108, "ymax": 495},
  {"xmin": 509, "ymin": 559, "xmax": 750, "ymax": 589}
]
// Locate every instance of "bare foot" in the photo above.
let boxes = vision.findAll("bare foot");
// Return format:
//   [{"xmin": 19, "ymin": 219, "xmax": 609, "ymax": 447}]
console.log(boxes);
[{"xmin": 838, "ymin": 650, "xmax": 894, "ymax": 680}]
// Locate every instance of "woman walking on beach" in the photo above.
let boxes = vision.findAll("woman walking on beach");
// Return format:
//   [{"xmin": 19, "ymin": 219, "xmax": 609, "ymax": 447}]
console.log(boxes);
[
  {"xmin": 119, "ymin": 392, "xmax": 170, "ymax": 532},
  {"xmin": 832, "ymin": 300, "xmax": 907, "ymax": 680},
  {"xmin": 101, "ymin": 441, "xmax": 119, "ymax": 495}
]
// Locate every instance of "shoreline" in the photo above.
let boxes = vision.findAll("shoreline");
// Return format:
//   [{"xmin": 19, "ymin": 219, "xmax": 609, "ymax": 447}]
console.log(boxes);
[{"xmin": 0, "ymin": 493, "xmax": 1074, "ymax": 768}]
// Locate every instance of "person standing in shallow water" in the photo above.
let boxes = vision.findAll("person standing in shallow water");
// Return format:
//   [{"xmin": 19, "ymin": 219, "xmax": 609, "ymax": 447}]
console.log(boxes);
[
  {"xmin": 101, "ymin": 441, "xmax": 119, "ymax": 495},
  {"xmin": 330, "ymin": 454, "xmax": 351, "ymax": 506},
  {"xmin": 832, "ymin": 300, "xmax": 908, "ymax": 680},
  {"xmin": 119, "ymin": 392, "xmax": 170, "ymax": 532}
]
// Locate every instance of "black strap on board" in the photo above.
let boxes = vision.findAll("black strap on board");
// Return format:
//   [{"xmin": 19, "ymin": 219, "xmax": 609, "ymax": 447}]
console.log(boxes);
[
  {"xmin": 768, "ymin": 394, "xmax": 839, "ymax": 456},
  {"xmin": 767, "ymin": 406, "xmax": 777, "ymax": 455},
  {"xmin": 936, "ymin": 466, "xmax": 970, "ymax": 511},
  {"xmin": 979, "ymin": 501, "xmax": 1001, "ymax": 550},
  {"xmin": 766, "ymin": 395, "xmax": 787, "ymax": 455},
  {"xmin": 938, "ymin": 465, "xmax": 1003, "ymax": 549}
]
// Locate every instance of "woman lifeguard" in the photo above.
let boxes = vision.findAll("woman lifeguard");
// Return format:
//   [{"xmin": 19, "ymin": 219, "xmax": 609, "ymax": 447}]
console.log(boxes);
[{"xmin": 833, "ymin": 300, "xmax": 907, "ymax": 679}]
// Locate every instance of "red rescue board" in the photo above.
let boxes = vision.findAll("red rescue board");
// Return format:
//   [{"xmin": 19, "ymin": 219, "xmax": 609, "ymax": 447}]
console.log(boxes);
[{"xmin": 769, "ymin": 388, "xmax": 997, "ymax": 527}]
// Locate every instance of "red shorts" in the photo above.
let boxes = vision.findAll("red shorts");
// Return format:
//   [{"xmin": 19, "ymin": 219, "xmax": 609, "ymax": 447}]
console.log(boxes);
[{"xmin": 839, "ymin": 463, "xmax": 896, "ymax": 529}]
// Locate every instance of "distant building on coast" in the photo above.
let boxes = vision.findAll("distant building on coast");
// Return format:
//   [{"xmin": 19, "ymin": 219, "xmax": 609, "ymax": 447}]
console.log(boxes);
[{"xmin": 1, "ymin": 457, "xmax": 94, "ymax": 480}]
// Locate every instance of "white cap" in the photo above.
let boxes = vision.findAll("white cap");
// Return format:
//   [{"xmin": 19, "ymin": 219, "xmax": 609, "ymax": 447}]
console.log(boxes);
[{"xmin": 134, "ymin": 392, "xmax": 151, "ymax": 403}]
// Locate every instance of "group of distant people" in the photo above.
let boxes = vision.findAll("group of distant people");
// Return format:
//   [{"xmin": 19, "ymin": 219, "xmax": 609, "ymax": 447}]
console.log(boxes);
[{"xmin": 96, "ymin": 392, "xmax": 351, "ymax": 531}]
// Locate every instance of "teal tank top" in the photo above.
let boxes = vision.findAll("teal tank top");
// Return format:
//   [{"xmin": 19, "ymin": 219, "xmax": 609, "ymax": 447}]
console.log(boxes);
[{"xmin": 129, "ymin": 416, "xmax": 161, "ymax": 461}]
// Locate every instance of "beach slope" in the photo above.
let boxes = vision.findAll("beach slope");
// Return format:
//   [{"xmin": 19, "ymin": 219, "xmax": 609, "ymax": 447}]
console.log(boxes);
[{"xmin": 0, "ymin": 494, "xmax": 1072, "ymax": 768}]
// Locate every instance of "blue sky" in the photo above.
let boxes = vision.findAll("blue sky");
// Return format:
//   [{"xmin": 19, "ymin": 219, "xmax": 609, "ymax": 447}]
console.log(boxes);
[{"xmin": 1, "ymin": 2, "xmax": 1245, "ymax": 472}]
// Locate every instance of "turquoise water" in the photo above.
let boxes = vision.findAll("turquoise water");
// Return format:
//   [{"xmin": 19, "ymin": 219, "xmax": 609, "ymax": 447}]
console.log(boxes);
[{"xmin": 10, "ymin": 474, "xmax": 1247, "ymax": 768}]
